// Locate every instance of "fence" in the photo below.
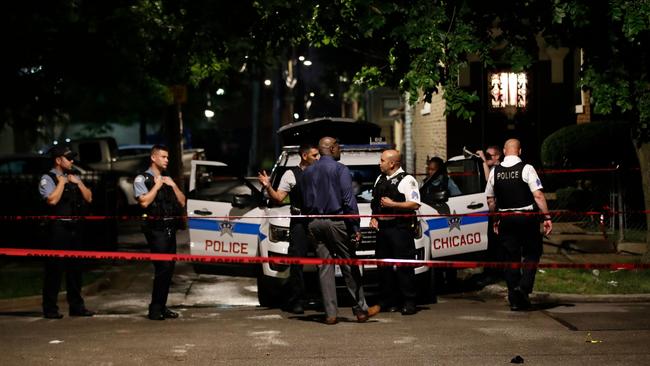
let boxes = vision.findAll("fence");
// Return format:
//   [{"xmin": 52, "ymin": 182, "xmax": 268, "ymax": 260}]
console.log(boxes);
[
  {"xmin": 539, "ymin": 166, "xmax": 647, "ymax": 244},
  {"xmin": 0, "ymin": 171, "xmax": 119, "ymax": 251}
]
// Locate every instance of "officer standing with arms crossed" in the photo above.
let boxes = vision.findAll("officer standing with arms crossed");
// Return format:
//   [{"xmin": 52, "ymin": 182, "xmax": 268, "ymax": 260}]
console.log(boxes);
[
  {"xmin": 39, "ymin": 145, "xmax": 94, "ymax": 319},
  {"xmin": 258, "ymin": 144, "xmax": 319, "ymax": 314},
  {"xmin": 134, "ymin": 145, "xmax": 186, "ymax": 320},
  {"xmin": 367, "ymin": 150, "xmax": 421, "ymax": 315},
  {"xmin": 301, "ymin": 137, "xmax": 379, "ymax": 324},
  {"xmin": 485, "ymin": 139, "xmax": 552, "ymax": 311}
]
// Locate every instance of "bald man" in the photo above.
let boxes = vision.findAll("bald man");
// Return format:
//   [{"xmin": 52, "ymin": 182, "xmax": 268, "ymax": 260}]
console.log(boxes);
[
  {"xmin": 485, "ymin": 139, "xmax": 552, "ymax": 311},
  {"xmin": 301, "ymin": 137, "xmax": 376, "ymax": 324},
  {"xmin": 367, "ymin": 149, "xmax": 421, "ymax": 316}
]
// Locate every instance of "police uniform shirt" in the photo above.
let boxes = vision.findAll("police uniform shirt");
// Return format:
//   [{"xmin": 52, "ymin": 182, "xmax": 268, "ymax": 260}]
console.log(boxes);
[
  {"xmin": 484, "ymin": 155, "xmax": 543, "ymax": 211},
  {"xmin": 277, "ymin": 169, "xmax": 296, "ymax": 194},
  {"xmin": 133, "ymin": 168, "xmax": 157, "ymax": 199},
  {"xmin": 374, "ymin": 167, "xmax": 422, "ymax": 206},
  {"xmin": 39, "ymin": 169, "xmax": 64, "ymax": 200}
]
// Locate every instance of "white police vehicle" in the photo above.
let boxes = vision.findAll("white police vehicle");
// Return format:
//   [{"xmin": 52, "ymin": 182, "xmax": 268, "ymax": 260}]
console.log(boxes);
[{"xmin": 186, "ymin": 118, "xmax": 489, "ymax": 306}]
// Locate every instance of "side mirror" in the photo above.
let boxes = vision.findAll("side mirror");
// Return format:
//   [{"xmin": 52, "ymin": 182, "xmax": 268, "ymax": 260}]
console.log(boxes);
[{"xmin": 232, "ymin": 194, "xmax": 253, "ymax": 208}]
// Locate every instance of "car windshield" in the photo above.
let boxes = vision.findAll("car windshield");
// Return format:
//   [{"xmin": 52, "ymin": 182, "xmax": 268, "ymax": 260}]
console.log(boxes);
[{"xmin": 190, "ymin": 164, "xmax": 251, "ymax": 202}]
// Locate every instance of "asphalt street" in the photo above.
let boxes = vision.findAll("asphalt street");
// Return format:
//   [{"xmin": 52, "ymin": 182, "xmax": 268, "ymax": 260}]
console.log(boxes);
[{"xmin": 2, "ymin": 228, "xmax": 650, "ymax": 365}]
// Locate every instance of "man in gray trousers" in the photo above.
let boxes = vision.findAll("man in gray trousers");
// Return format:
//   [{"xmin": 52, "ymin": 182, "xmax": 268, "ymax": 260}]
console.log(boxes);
[{"xmin": 300, "ymin": 136, "xmax": 380, "ymax": 325}]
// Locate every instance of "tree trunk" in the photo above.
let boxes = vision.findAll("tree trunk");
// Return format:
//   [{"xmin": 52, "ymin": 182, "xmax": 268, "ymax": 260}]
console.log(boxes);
[
  {"xmin": 638, "ymin": 142, "xmax": 650, "ymax": 261},
  {"xmin": 164, "ymin": 103, "xmax": 184, "ymax": 191}
]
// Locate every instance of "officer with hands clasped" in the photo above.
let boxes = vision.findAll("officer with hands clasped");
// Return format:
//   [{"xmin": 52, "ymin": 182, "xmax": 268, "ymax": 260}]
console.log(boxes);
[
  {"xmin": 258, "ymin": 144, "xmax": 319, "ymax": 314},
  {"xmin": 39, "ymin": 145, "xmax": 95, "ymax": 319},
  {"xmin": 367, "ymin": 149, "xmax": 421, "ymax": 316},
  {"xmin": 485, "ymin": 139, "xmax": 552, "ymax": 311},
  {"xmin": 134, "ymin": 144, "xmax": 186, "ymax": 320}
]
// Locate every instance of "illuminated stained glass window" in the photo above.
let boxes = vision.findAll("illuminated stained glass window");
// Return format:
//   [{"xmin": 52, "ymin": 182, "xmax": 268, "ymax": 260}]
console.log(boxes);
[{"xmin": 489, "ymin": 72, "xmax": 527, "ymax": 109}]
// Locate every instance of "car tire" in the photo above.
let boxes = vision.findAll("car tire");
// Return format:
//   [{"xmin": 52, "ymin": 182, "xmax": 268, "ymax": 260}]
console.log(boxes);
[
  {"xmin": 416, "ymin": 268, "xmax": 438, "ymax": 304},
  {"xmin": 257, "ymin": 275, "xmax": 284, "ymax": 308}
]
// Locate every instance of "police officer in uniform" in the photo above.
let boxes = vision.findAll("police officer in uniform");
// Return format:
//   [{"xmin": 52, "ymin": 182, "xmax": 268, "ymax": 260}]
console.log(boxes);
[
  {"xmin": 485, "ymin": 139, "xmax": 552, "ymax": 311},
  {"xmin": 39, "ymin": 145, "xmax": 94, "ymax": 319},
  {"xmin": 367, "ymin": 149, "xmax": 421, "ymax": 315},
  {"xmin": 258, "ymin": 144, "xmax": 319, "ymax": 314},
  {"xmin": 134, "ymin": 144, "xmax": 186, "ymax": 320}
]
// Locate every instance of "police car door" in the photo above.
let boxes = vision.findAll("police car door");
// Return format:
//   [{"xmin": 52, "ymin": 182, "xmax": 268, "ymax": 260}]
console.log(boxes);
[
  {"xmin": 187, "ymin": 161, "xmax": 264, "ymax": 259},
  {"xmin": 425, "ymin": 158, "xmax": 489, "ymax": 258}
]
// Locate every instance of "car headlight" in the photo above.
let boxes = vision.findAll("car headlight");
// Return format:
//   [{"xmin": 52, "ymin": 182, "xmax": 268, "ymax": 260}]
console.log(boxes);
[{"xmin": 269, "ymin": 224, "xmax": 290, "ymax": 243}]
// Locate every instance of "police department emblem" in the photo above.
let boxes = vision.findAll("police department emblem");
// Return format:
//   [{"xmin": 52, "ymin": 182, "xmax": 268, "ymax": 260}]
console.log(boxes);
[
  {"xmin": 218, "ymin": 220, "xmax": 234, "ymax": 236},
  {"xmin": 447, "ymin": 211, "xmax": 462, "ymax": 232},
  {"xmin": 391, "ymin": 178, "xmax": 399, "ymax": 185}
]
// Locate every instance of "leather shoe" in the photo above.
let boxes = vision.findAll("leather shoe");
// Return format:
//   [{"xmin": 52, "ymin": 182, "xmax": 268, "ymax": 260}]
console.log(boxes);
[
  {"xmin": 401, "ymin": 303, "xmax": 417, "ymax": 315},
  {"xmin": 356, "ymin": 312, "xmax": 369, "ymax": 323},
  {"xmin": 147, "ymin": 312, "xmax": 165, "ymax": 320},
  {"xmin": 324, "ymin": 316, "xmax": 338, "ymax": 325},
  {"xmin": 44, "ymin": 312, "xmax": 63, "ymax": 319},
  {"xmin": 69, "ymin": 308, "xmax": 95, "ymax": 317},
  {"xmin": 163, "ymin": 308, "xmax": 179, "ymax": 319},
  {"xmin": 367, "ymin": 305, "xmax": 381, "ymax": 317}
]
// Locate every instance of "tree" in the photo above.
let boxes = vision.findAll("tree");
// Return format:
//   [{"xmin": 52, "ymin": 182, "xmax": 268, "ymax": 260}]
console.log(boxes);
[{"xmin": 253, "ymin": 0, "xmax": 650, "ymax": 252}]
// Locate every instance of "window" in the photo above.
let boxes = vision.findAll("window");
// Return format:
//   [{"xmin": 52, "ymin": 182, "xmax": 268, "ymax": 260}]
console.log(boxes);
[
  {"xmin": 489, "ymin": 72, "xmax": 527, "ymax": 109},
  {"xmin": 382, "ymin": 98, "xmax": 400, "ymax": 119}
]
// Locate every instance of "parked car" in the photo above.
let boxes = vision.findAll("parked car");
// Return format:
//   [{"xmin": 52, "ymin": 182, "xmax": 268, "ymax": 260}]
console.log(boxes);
[
  {"xmin": 49, "ymin": 138, "xmax": 206, "ymax": 209},
  {"xmin": 0, "ymin": 154, "xmax": 118, "ymax": 250}
]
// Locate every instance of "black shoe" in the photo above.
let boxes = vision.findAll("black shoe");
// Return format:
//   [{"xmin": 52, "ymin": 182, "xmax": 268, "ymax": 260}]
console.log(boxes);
[
  {"xmin": 509, "ymin": 288, "xmax": 531, "ymax": 311},
  {"xmin": 401, "ymin": 303, "xmax": 417, "ymax": 316},
  {"xmin": 70, "ymin": 308, "xmax": 95, "ymax": 317},
  {"xmin": 148, "ymin": 312, "xmax": 165, "ymax": 320},
  {"xmin": 283, "ymin": 302, "xmax": 305, "ymax": 314},
  {"xmin": 163, "ymin": 308, "xmax": 179, "ymax": 319},
  {"xmin": 44, "ymin": 312, "xmax": 63, "ymax": 319}
]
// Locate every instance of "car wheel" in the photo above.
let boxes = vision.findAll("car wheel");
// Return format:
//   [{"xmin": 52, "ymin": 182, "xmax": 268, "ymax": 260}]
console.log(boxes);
[
  {"xmin": 257, "ymin": 275, "xmax": 284, "ymax": 308},
  {"xmin": 416, "ymin": 268, "xmax": 437, "ymax": 304}
]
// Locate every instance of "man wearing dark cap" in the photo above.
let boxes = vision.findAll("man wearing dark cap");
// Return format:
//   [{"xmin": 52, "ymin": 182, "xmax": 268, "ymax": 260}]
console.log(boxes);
[{"xmin": 38, "ymin": 145, "xmax": 94, "ymax": 319}]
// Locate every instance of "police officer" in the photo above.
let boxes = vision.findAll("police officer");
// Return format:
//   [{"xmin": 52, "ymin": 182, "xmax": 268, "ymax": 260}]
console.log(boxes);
[
  {"xmin": 39, "ymin": 145, "xmax": 94, "ymax": 319},
  {"xmin": 485, "ymin": 139, "xmax": 552, "ymax": 311},
  {"xmin": 367, "ymin": 149, "xmax": 421, "ymax": 315},
  {"xmin": 420, "ymin": 156, "xmax": 461, "ymax": 203},
  {"xmin": 258, "ymin": 144, "xmax": 319, "ymax": 314},
  {"xmin": 134, "ymin": 144, "xmax": 186, "ymax": 320}
]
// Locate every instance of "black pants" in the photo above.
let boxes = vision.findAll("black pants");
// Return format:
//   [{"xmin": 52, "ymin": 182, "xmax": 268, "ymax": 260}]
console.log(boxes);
[
  {"xmin": 286, "ymin": 219, "xmax": 309, "ymax": 306},
  {"xmin": 497, "ymin": 215, "xmax": 543, "ymax": 299},
  {"xmin": 144, "ymin": 226, "xmax": 177, "ymax": 313},
  {"xmin": 375, "ymin": 222, "xmax": 416, "ymax": 307},
  {"xmin": 42, "ymin": 221, "xmax": 85, "ymax": 314}
]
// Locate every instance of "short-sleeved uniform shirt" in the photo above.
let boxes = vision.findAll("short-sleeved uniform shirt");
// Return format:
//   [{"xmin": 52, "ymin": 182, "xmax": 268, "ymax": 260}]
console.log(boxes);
[
  {"xmin": 133, "ymin": 168, "xmax": 157, "ymax": 199},
  {"xmin": 484, "ymin": 155, "xmax": 543, "ymax": 211},
  {"xmin": 277, "ymin": 169, "xmax": 296, "ymax": 193},
  {"xmin": 374, "ymin": 167, "xmax": 422, "ymax": 206},
  {"xmin": 39, "ymin": 169, "xmax": 64, "ymax": 200}
]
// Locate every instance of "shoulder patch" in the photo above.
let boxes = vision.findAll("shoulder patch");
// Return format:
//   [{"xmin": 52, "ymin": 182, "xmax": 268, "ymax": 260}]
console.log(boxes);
[
  {"xmin": 40, "ymin": 178, "xmax": 48, "ymax": 187},
  {"xmin": 411, "ymin": 191, "xmax": 420, "ymax": 200},
  {"xmin": 135, "ymin": 176, "xmax": 144, "ymax": 183},
  {"xmin": 536, "ymin": 178, "xmax": 542, "ymax": 187}
]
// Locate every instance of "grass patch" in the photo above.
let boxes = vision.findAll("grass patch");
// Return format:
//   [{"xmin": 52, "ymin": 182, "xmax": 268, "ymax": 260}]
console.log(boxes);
[
  {"xmin": 0, "ymin": 258, "xmax": 106, "ymax": 299},
  {"xmin": 534, "ymin": 267, "xmax": 650, "ymax": 294}
]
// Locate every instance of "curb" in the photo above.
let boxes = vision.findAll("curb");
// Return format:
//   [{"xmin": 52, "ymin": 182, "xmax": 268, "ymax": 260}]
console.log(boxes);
[{"xmin": 476, "ymin": 284, "xmax": 650, "ymax": 303}]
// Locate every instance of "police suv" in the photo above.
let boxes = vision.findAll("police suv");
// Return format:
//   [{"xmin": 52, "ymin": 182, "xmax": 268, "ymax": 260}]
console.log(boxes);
[{"xmin": 186, "ymin": 118, "xmax": 489, "ymax": 306}]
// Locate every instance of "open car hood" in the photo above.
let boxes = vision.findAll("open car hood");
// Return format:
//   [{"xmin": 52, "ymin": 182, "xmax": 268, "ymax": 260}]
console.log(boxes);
[{"xmin": 277, "ymin": 117, "xmax": 381, "ymax": 145}]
